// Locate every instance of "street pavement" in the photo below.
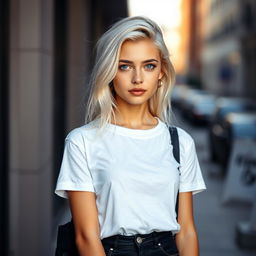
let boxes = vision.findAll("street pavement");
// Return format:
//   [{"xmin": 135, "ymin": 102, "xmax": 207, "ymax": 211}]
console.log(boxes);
[{"xmin": 172, "ymin": 108, "xmax": 256, "ymax": 256}]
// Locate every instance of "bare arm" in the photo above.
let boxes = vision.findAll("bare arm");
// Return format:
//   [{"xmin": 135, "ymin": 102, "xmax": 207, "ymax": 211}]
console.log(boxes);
[
  {"xmin": 175, "ymin": 192, "xmax": 199, "ymax": 256},
  {"xmin": 67, "ymin": 191, "xmax": 106, "ymax": 256}
]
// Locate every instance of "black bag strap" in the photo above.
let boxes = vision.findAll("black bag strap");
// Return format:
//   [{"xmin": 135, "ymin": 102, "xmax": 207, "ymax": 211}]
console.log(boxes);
[{"xmin": 169, "ymin": 126, "xmax": 180, "ymax": 220}]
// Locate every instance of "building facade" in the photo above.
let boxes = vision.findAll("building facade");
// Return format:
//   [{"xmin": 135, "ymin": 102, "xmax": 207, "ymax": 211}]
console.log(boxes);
[
  {"xmin": 201, "ymin": 0, "xmax": 256, "ymax": 98},
  {"xmin": 0, "ymin": 0, "xmax": 127, "ymax": 255}
]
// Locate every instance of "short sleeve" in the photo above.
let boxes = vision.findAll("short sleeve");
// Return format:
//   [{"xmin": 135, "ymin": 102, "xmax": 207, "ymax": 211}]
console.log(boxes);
[
  {"xmin": 178, "ymin": 129, "xmax": 206, "ymax": 195},
  {"xmin": 55, "ymin": 135, "xmax": 95, "ymax": 199}
]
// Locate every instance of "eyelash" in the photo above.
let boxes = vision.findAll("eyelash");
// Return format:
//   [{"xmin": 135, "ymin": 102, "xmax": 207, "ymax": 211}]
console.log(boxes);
[
  {"xmin": 119, "ymin": 65, "xmax": 130, "ymax": 71},
  {"xmin": 145, "ymin": 64, "xmax": 156, "ymax": 70},
  {"xmin": 118, "ymin": 64, "xmax": 157, "ymax": 71}
]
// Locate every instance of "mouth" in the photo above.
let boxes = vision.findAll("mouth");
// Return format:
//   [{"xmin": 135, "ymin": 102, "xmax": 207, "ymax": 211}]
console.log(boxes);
[
  {"xmin": 129, "ymin": 88, "xmax": 146, "ymax": 96},
  {"xmin": 128, "ymin": 88, "xmax": 147, "ymax": 96}
]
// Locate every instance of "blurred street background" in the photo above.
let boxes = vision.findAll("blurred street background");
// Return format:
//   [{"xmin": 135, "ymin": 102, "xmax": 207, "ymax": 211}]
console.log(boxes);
[
  {"xmin": 1, "ymin": 0, "xmax": 256, "ymax": 255},
  {"xmin": 172, "ymin": 108, "xmax": 255, "ymax": 256}
]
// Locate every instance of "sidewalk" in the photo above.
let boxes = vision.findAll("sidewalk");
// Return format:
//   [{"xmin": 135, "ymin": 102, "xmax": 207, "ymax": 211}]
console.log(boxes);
[{"xmin": 173, "ymin": 110, "xmax": 256, "ymax": 256}]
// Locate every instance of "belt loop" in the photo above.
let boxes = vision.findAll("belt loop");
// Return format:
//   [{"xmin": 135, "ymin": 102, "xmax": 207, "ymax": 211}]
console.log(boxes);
[
  {"xmin": 152, "ymin": 231, "xmax": 159, "ymax": 246},
  {"xmin": 114, "ymin": 235, "xmax": 120, "ymax": 249}
]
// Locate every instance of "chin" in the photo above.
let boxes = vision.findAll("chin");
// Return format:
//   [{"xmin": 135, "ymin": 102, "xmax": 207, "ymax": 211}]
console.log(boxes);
[
  {"xmin": 115, "ymin": 94, "xmax": 151, "ymax": 106},
  {"xmin": 128, "ymin": 96, "xmax": 148, "ymax": 103}
]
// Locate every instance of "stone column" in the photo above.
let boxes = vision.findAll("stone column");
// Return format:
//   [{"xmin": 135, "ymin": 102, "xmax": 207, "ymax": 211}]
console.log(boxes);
[
  {"xmin": 9, "ymin": 0, "xmax": 54, "ymax": 255},
  {"xmin": 66, "ymin": 0, "xmax": 92, "ymax": 130}
]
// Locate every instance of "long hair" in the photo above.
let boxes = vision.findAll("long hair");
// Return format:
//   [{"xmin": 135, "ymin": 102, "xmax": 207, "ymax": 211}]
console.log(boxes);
[{"xmin": 85, "ymin": 16, "xmax": 176, "ymax": 132}]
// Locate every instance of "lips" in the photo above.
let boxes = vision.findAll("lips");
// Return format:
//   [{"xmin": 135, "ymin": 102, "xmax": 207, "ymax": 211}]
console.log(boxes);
[
  {"xmin": 128, "ymin": 89, "xmax": 146, "ymax": 96},
  {"xmin": 128, "ymin": 88, "xmax": 146, "ymax": 92}
]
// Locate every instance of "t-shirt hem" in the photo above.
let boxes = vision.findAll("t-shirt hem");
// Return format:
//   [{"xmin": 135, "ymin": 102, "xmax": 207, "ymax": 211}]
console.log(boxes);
[
  {"xmin": 179, "ymin": 181, "xmax": 206, "ymax": 195},
  {"xmin": 55, "ymin": 182, "xmax": 95, "ymax": 199}
]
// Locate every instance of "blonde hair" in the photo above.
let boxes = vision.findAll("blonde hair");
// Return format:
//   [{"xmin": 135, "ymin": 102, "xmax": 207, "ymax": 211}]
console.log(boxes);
[{"xmin": 85, "ymin": 16, "xmax": 176, "ymax": 132}]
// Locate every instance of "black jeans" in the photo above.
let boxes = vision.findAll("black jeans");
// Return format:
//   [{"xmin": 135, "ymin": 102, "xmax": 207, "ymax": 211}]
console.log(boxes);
[{"xmin": 101, "ymin": 230, "xmax": 179, "ymax": 256}]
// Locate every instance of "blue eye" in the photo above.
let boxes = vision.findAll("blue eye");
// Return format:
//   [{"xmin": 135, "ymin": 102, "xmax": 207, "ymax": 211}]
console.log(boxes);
[
  {"xmin": 145, "ymin": 64, "xmax": 156, "ymax": 70},
  {"xmin": 119, "ymin": 65, "xmax": 130, "ymax": 70}
]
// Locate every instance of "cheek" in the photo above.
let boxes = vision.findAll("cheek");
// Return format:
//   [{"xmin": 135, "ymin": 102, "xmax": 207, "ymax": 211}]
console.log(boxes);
[
  {"xmin": 113, "ymin": 78, "xmax": 122, "ymax": 89},
  {"xmin": 113, "ymin": 73, "xmax": 128, "ymax": 87},
  {"xmin": 146, "ymin": 67, "xmax": 162, "ymax": 80},
  {"xmin": 146, "ymin": 73, "xmax": 160, "ymax": 85},
  {"xmin": 112, "ymin": 78, "xmax": 125, "ymax": 94}
]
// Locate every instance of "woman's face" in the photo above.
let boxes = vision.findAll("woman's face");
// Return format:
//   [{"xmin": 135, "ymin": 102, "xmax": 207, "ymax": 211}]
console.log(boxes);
[{"xmin": 113, "ymin": 38, "xmax": 163, "ymax": 107}]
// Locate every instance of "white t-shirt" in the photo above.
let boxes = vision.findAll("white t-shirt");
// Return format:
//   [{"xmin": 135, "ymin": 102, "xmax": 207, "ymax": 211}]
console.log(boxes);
[{"xmin": 55, "ymin": 117, "xmax": 206, "ymax": 239}]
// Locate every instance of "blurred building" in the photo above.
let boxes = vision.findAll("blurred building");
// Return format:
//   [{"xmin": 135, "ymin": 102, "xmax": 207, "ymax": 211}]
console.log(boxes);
[
  {"xmin": 176, "ymin": 0, "xmax": 206, "ymax": 87},
  {"xmin": 0, "ymin": 0, "xmax": 127, "ymax": 255},
  {"xmin": 186, "ymin": 0, "xmax": 203, "ymax": 87},
  {"xmin": 201, "ymin": 0, "xmax": 256, "ymax": 98},
  {"xmin": 176, "ymin": 0, "xmax": 191, "ymax": 81}
]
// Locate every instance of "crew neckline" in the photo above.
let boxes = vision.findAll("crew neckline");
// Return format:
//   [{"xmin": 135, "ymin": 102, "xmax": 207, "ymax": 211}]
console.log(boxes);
[{"xmin": 105, "ymin": 117, "xmax": 165, "ymax": 139}]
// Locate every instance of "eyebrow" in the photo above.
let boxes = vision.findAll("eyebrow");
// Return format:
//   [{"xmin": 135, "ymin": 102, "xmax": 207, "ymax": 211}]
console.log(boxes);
[{"xmin": 119, "ymin": 59, "xmax": 159, "ymax": 64}]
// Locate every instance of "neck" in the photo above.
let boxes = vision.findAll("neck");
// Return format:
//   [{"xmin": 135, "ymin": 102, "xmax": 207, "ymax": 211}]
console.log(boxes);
[{"xmin": 111, "ymin": 99, "xmax": 157, "ymax": 129}]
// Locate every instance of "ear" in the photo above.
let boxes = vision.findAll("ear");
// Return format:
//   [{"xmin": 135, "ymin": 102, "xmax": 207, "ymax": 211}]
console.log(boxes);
[{"xmin": 158, "ymin": 70, "xmax": 164, "ymax": 80}]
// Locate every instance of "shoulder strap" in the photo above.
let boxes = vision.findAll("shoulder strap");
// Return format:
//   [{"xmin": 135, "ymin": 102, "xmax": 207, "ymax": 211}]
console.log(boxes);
[
  {"xmin": 169, "ymin": 126, "xmax": 180, "ymax": 220},
  {"xmin": 169, "ymin": 127, "xmax": 180, "ymax": 164}
]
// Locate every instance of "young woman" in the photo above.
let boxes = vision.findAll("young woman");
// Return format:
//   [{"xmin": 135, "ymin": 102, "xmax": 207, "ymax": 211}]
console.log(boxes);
[{"xmin": 55, "ymin": 16, "xmax": 206, "ymax": 256}]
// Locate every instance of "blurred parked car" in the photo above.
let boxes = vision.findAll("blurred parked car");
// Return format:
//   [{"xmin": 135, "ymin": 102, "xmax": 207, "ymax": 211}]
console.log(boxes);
[
  {"xmin": 186, "ymin": 94, "xmax": 217, "ymax": 125},
  {"xmin": 171, "ymin": 84, "xmax": 189, "ymax": 108},
  {"xmin": 172, "ymin": 86, "xmax": 216, "ymax": 124},
  {"xmin": 209, "ymin": 104, "xmax": 256, "ymax": 173},
  {"xmin": 180, "ymin": 88, "xmax": 210, "ymax": 117},
  {"xmin": 209, "ymin": 98, "xmax": 256, "ymax": 162},
  {"xmin": 210, "ymin": 97, "xmax": 256, "ymax": 124}
]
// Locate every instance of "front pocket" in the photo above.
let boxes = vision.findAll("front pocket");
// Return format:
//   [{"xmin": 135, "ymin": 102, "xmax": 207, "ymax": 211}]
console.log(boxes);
[{"xmin": 157, "ymin": 242, "xmax": 179, "ymax": 256}]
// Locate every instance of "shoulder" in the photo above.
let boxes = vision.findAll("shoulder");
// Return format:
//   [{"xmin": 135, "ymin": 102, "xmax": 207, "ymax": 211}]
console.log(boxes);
[
  {"xmin": 176, "ymin": 127, "xmax": 194, "ymax": 143},
  {"xmin": 65, "ymin": 120, "xmax": 99, "ymax": 146},
  {"xmin": 168, "ymin": 126, "xmax": 198, "ymax": 164},
  {"xmin": 175, "ymin": 126, "xmax": 196, "ymax": 151}
]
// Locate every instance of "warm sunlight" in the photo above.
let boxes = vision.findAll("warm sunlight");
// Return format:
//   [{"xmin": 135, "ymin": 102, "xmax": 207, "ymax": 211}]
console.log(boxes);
[{"xmin": 128, "ymin": 0, "xmax": 184, "ymax": 73}]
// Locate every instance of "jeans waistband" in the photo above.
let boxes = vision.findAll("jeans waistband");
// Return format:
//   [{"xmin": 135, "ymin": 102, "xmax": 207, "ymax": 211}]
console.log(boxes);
[{"xmin": 101, "ymin": 230, "xmax": 174, "ymax": 246}]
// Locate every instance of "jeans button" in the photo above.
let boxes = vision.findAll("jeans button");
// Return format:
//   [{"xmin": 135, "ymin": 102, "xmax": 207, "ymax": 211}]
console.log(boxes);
[{"xmin": 136, "ymin": 236, "xmax": 143, "ymax": 243}]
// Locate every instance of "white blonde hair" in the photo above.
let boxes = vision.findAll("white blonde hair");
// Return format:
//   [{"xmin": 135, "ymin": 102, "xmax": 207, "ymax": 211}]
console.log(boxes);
[{"xmin": 85, "ymin": 16, "xmax": 176, "ymax": 132}]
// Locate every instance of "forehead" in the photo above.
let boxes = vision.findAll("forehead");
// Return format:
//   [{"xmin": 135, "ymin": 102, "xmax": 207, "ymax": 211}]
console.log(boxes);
[{"xmin": 119, "ymin": 38, "xmax": 160, "ymax": 60}]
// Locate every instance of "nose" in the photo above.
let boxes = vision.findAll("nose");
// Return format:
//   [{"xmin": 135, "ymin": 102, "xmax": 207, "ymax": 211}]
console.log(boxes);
[{"xmin": 132, "ymin": 69, "xmax": 143, "ymax": 84}]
